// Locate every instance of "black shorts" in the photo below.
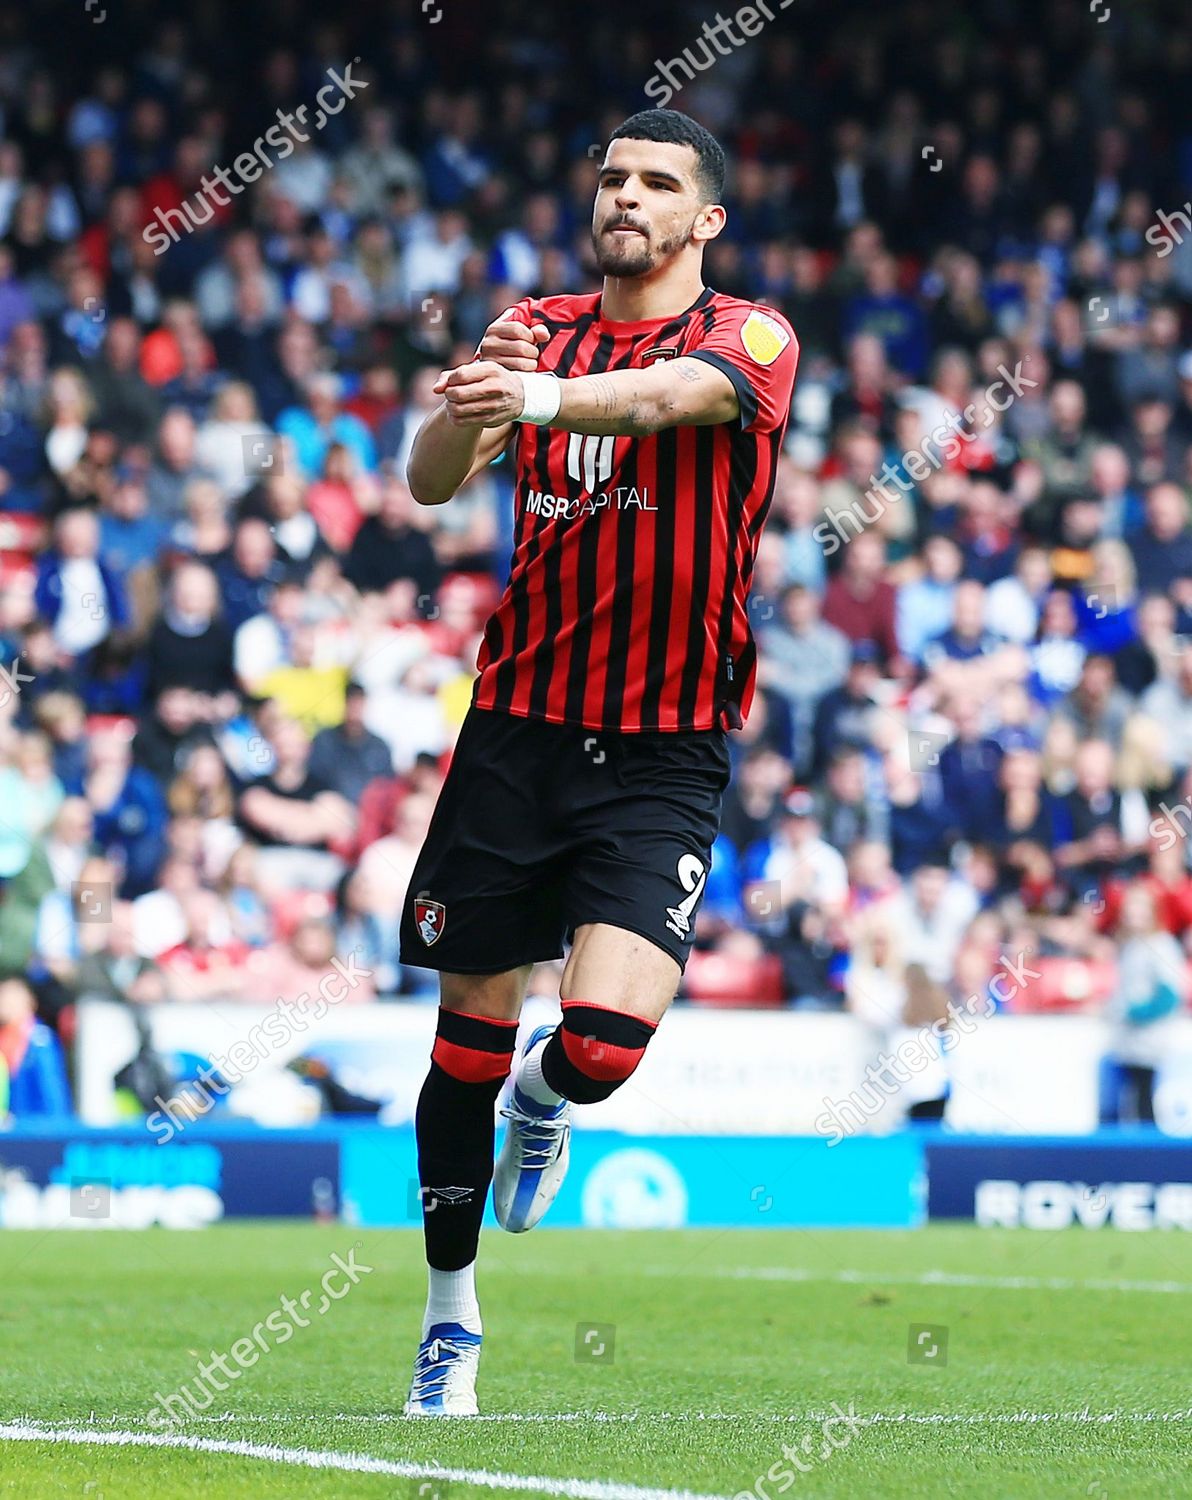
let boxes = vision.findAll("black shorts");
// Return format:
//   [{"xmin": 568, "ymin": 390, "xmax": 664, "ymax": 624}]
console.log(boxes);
[{"xmin": 399, "ymin": 705, "xmax": 731, "ymax": 974}]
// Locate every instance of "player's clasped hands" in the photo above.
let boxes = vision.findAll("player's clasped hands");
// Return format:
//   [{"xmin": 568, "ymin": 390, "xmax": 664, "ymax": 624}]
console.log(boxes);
[
  {"xmin": 435, "ymin": 316, "xmax": 552, "ymax": 427},
  {"xmin": 478, "ymin": 317, "xmax": 550, "ymax": 370},
  {"xmin": 435, "ymin": 359, "xmax": 531, "ymax": 427}
]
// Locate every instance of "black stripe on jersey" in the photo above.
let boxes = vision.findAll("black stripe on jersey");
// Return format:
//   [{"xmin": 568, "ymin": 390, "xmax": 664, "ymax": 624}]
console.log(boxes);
[
  {"xmin": 598, "ymin": 407, "xmax": 642, "ymax": 727},
  {"xmin": 525, "ymin": 321, "xmax": 595, "ymax": 715},
  {"xmin": 560, "ymin": 331, "xmax": 621, "ymax": 724},
  {"xmin": 746, "ymin": 428, "xmax": 785, "ymax": 542},
  {"xmin": 676, "ymin": 424, "xmax": 717, "ymax": 726},
  {"xmin": 637, "ymin": 423, "xmax": 678, "ymax": 731},
  {"xmin": 495, "ymin": 314, "xmax": 597, "ymax": 711},
  {"xmin": 686, "ymin": 350, "xmax": 759, "ymax": 429},
  {"xmin": 619, "ymin": 296, "xmax": 716, "ymax": 727},
  {"xmin": 712, "ymin": 430, "xmax": 761, "ymax": 712}
]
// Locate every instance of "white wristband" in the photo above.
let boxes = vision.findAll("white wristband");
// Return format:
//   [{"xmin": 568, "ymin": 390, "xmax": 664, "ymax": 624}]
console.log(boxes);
[{"xmin": 519, "ymin": 371, "xmax": 562, "ymax": 426}]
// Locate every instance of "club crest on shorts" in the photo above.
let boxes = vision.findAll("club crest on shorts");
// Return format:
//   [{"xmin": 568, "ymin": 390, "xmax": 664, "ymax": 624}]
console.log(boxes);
[{"xmin": 415, "ymin": 897, "xmax": 446, "ymax": 947}]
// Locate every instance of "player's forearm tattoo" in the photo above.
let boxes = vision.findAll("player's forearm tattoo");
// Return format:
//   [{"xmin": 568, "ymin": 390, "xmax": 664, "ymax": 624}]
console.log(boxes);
[
  {"xmin": 677, "ymin": 363, "xmax": 702, "ymax": 383},
  {"xmin": 589, "ymin": 373, "xmax": 621, "ymax": 417}
]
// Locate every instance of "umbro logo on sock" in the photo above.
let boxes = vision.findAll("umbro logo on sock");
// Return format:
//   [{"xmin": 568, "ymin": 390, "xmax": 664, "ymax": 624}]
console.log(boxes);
[{"xmin": 423, "ymin": 1186, "xmax": 475, "ymax": 1211}]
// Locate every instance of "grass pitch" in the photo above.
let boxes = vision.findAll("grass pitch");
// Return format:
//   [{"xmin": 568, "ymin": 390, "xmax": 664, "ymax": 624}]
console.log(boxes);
[{"xmin": 0, "ymin": 1223, "xmax": 1189, "ymax": 1498}]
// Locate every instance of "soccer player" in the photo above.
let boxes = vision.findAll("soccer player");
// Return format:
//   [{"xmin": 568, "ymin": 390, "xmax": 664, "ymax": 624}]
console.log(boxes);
[{"xmin": 400, "ymin": 108, "xmax": 798, "ymax": 1415}]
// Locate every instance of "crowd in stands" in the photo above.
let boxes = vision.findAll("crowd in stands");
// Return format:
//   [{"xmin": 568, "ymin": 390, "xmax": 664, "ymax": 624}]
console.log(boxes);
[{"xmin": 1, "ymin": 0, "xmax": 1191, "ymax": 1122}]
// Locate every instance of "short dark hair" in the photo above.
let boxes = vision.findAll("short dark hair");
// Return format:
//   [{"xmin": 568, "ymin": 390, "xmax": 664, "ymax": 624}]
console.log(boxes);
[{"xmin": 608, "ymin": 109, "xmax": 726, "ymax": 203}]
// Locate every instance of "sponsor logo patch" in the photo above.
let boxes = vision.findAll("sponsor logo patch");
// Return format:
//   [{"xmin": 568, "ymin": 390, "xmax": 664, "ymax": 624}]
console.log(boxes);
[{"xmin": 739, "ymin": 308, "xmax": 791, "ymax": 366}]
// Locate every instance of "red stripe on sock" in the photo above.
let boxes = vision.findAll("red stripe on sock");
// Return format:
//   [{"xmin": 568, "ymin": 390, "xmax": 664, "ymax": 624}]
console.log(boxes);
[
  {"xmin": 559, "ymin": 1029, "xmax": 648, "ymax": 1083},
  {"xmin": 443, "ymin": 1009, "xmax": 520, "ymax": 1027},
  {"xmin": 432, "ymin": 1037, "xmax": 515, "ymax": 1083}
]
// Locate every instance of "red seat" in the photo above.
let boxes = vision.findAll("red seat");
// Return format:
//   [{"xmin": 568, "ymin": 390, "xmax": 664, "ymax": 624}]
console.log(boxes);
[
  {"xmin": 443, "ymin": 570, "xmax": 500, "ymax": 628},
  {"xmin": 0, "ymin": 512, "xmax": 45, "ymax": 559},
  {"xmin": 269, "ymin": 888, "xmax": 334, "ymax": 940},
  {"xmin": 1007, "ymin": 956, "xmax": 1116, "ymax": 1013},
  {"xmin": 85, "ymin": 714, "xmax": 138, "ymax": 741},
  {"xmin": 683, "ymin": 951, "xmax": 785, "ymax": 1007}
]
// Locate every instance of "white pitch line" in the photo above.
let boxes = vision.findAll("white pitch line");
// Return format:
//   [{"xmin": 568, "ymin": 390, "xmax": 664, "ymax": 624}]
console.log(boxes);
[
  {"xmin": 684, "ymin": 1267, "xmax": 1192, "ymax": 1295},
  {"xmin": 14, "ymin": 1410, "xmax": 1192, "ymax": 1428},
  {"xmin": 0, "ymin": 1422, "xmax": 727, "ymax": 1500}
]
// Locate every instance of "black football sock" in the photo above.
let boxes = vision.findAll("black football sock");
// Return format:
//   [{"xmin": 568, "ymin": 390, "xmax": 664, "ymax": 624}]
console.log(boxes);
[
  {"xmin": 415, "ymin": 1009, "xmax": 518, "ymax": 1274},
  {"xmin": 540, "ymin": 999, "xmax": 658, "ymax": 1104}
]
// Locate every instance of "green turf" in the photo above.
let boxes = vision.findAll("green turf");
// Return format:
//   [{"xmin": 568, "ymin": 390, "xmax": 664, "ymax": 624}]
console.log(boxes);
[{"xmin": 0, "ymin": 1223, "xmax": 1189, "ymax": 1498}]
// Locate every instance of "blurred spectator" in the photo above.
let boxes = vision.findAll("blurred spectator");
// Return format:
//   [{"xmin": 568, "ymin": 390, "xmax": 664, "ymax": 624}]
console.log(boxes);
[
  {"xmin": 35, "ymin": 507, "xmax": 128, "ymax": 660},
  {"xmin": 821, "ymin": 530, "xmax": 900, "ymax": 667},
  {"xmin": 343, "ymin": 476, "xmax": 441, "ymax": 600},
  {"xmin": 0, "ymin": 977, "xmax": 70, "ymax": 1117},
  {"xmin": 194, "ymin": 381, "xmax": 272, "ymax": 499},
  {"xmin": 70, "ymin": 730, "xmax": 167, "ymax": 896},
  {"xmin": 891, "ymin": 863, "xmax": 979, "ymax": 984},
  {"xmin": 757, "ymin": 584, "xmax": 850, "ymax": 769},
  {"xmin": 71, "ymin": 900, "xmax": 166, "ymax": 1006},
  {"xmin": 244, "ymin": 916, "xmax": 376, "ymax": 1006},
  {"xmin": 89, "ymin": 317, "xmax": 161, "ymax": 446},
  {"xmin": 1055, "ymin": 654, "xmax": 1133, "ymax": 748},
  {"xmin": 215, "ymin": 516, "xmax": 285, "ymax": 631},
  {"xmin": 148, "ymin": 407, "xmax": 211, "ymax": 519},
  {"xmin": 810, "ymin": 640, "xmax": 882, "ymax": 778},
  {"xmin": 0, "ymin": 0, "xmax": 1188, "ymax": 1047},
  {"xmin": 236, "ymin": 716, "xmax": 355, "ymax": 892},
  {"xmin": 277, "ymin": 372, "xmax": 376, "ymax": 479},
  {"xmin": 1054, "ymin": 739, "xmax": 1148, "ymax": 896},
  {"xmin": 1140, "ymin": 646, "xmax": 1192, "ymax": 774},
  {"xmin": 146, "ymin": 561, "xmax": 236, "ymax": 703},
  {"xmin": 309, "ymin": 681, "xmax": 393, "ymax": 803},
  {"xmin": 1130, "ymin": 483, "xmax": 1192, "ymax": 600},
  {"xmin": 1104, "ymin": 886, "xmax": 1185, "ymax": 1124},
  {"xmin": 897, "ymin": 535, "xmax": 963, "ymax": 662}
]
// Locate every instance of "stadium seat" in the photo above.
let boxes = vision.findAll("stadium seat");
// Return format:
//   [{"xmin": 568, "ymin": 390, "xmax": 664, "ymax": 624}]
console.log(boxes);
[
  {"xmin": 0, "ymin": 512, "xmax": 45, "ymax": 562},
  {"xmin": 84, "ymin": 714, "xmax": 138, "ymax": 740},
  {"xmin": 269, "ymin": 889, "xmax": 335, "ymax": 940},
  {"xmin": 1006, "ymin": 957, "xmax": 1117, "ymax": 1013},
  {"xmin": 683, "ymin": 951, "xmax": 785, "ymax": 1007}
]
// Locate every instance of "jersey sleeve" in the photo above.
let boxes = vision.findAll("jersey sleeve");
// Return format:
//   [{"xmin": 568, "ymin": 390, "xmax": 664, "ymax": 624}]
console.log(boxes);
[
  {"xmin": 493, "ymin": 297, "xmax": 538, "ymax": 327},
  {"xmin": 687, "ymin": 303, "xmax": 799, "ymax": 433}
]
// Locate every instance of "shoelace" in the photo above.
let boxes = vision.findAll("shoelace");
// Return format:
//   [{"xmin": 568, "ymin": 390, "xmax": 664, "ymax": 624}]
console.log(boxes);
[
  {"xmin": 500, "ymin": 1100, "xmax": 569, "ymax": 1168},
  {"xmin": 409, "ymin": 1336, "xmax": 478, "ymax": 1402}
]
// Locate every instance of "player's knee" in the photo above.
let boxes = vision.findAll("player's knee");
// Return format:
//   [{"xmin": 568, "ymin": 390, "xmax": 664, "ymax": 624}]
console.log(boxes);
[
  {"xmin": 542, "ymin": 1000, "xmax": 658, "ymax": 1104},
  {"xmin": 430, "ymin": 1007, "xmax": 519, "ymax": 1085}
]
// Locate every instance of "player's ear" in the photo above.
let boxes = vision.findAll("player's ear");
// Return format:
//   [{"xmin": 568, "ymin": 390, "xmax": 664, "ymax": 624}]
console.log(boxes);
[{"xmin": 692, "ymin": 203, "xmax": 727, "ymax": 246}]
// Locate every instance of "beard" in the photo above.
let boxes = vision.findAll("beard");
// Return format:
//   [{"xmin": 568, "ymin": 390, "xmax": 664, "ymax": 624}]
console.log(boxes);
[{"xmin": 592, "ymin": 217, "xmax": 696, "ymax": 277}]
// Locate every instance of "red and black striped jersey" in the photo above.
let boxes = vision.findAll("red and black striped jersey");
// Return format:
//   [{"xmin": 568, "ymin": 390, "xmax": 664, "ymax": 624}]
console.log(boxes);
[{"xmin": 472, "ymin": 287, "xmax": 799, "ymax": 733}]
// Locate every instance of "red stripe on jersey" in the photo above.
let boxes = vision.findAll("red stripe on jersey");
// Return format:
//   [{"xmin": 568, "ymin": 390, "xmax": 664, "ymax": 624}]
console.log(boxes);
[{"xmin": 473, "ymin": 289, "xmax": 798, "ymax": 734}]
